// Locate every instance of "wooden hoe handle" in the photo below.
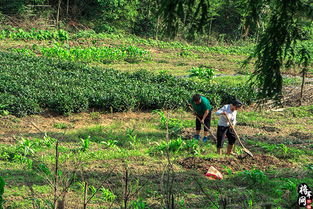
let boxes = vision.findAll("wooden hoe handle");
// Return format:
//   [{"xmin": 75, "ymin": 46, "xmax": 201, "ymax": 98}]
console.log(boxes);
[
  {"xmin": 224, "ymin": 114, "xmax": 254, "ymax": 157},
  {"xmin": 187, "ymin": 104, "xmax": 217, "ymax": 141}
]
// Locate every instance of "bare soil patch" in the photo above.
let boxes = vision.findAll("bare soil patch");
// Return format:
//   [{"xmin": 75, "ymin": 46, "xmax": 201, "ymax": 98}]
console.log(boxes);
[
  {"xmin": 181, "ymin": 127, "xmax": 217, "ymax": 141},
  {"xmin": 261, "ymin": 126, "xmax": 281, "ymax": 133},
  {"xmin": 178, "ymin": 155, "xmax": 294, "ymax": 175},
  {"xmin": 181, "ymin": 128, "xmax": 194, "ymax": 140},
  {"xmin": 0, "ymin": 111, "xmax": 154, "ymax": 143},
  {"xmin": 284, "ymin": 85, "xmax": 313, "ymax": 106}
]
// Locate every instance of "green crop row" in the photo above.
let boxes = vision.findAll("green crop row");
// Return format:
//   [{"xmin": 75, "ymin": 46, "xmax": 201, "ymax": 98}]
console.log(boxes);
[
  {"xmin": 0, "ymin": 28, "xmax": 69, "ymax": 41},
  {"xmin": 0, "ymin": 52, "xmax": 257, "ymax": 116},
  {"xmin": 0, "ymin": 28, "xmax": 253, "ymax": 55},
  {"xmin": 73, "ymin": 30, "xmax": 255, "ymax": 55},
  {"xmin": 10, "ymin": 44, "xmax": 151, "ymax": 63},
  {"xmin": 1, "ymin": 28, "xmax": 313, "ymax": 59}
]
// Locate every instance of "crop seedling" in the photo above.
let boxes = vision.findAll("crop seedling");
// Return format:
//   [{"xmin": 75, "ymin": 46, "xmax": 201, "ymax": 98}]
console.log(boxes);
[
  {"xmin": 18, "ymin": 138, "xmax": 36, "ymax": 156},
  {"xmin": 260, "ymin": 143, "xmax": 277, "ymax": 152},
  {"xmin": 41, "ymin": 136, "xmax": 56, "ymax": 148},
  {"xmin": 179, "ymin": 50, "xmax": 195, "ymax": 58},
  {"xmin": 248, "ymin": 199, "xmax": 253, "ymax": 208},
  {"xmin": 80, "ymin": 137, "xmax": 90, "ymax": 152},
  {"xmin": 241, "ymin": 169, "xmax": 268, "ymax": 186},
  {"xmin": 0, "ymin": 28, "xmax": 69, "ymax": 41},
  {"xmin": 128, "ymin": 134, "xmax": 139, "ymax": 146},
  {"xmin": 100, "ymin": 187, "xmax": 116, "ymax": 202},
  {"xmin": 130, "ymin": 198, "xmax": 147, "ymax": 209},
  {"xmin": 13, "ymin": 154, "xmax": 33, "ymax": 168},
  {"xmin": 101, "ymin": 139, "xmax": 119, "ymax": 149},
  {"xmin": 53, "ymin": 123, "xmax": 69, "ymax": 129},
  {"xmin": 278, "ymin": 144, "xmax": 289, "ymax": 155},
  {"xmin": 149, "ymin": 138, "xmax": 201, "ymax": 156},
  {"xmin": 222, "ymin": 165, "xmax": 233, "ymax": 175},
  {"xmin": 153, "ymin": 110, "xmax": 183, "ymax": 137},
  {"xmin": 183, "ymin": 139, "xmax": 201, "ymax": 155},
  {"xmin": 18, "ymin": 44, "xmax": 153, "ymax": 64},
  {"xmin": 33, "ymin": 163, "xmax": 51, "ymax": 176},
  {"xmin": 189, "ymin": 67, "xmax": 215, "ymax": 81}
]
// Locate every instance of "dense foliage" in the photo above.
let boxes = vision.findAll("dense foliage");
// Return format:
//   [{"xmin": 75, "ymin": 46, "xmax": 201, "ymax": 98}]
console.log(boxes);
[
  {"xmin": 0, "ymin": 52, "xmax": 256, "ymax": 116},
  {"xmin": 160, "ymin": 0, "xmax": 313, "ymax": 102},
  {"xmin": 247, "ymin": 0, "xmax": 313, "ymax": 101},
  {"xmin": 0, "ymin": 0, "xmax": 271, "ymax": 41}
]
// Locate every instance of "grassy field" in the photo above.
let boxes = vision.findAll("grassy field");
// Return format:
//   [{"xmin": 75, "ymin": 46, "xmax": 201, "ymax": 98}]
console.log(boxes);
[
  {"xmin": 0, "ymin": 106, "xmax": 312, "ymax": 208},
  {"xmin": 0, "ymin": 29, "xmax": 312, "ymax": 208}
]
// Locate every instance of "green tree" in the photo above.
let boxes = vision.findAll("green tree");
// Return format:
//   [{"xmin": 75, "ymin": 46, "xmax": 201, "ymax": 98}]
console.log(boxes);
[
  {"xmin": 96, "ymin": 0, "xmax": 139, "ymax": 32},
  {"xmin": 132, "ymin": 0, "xmax": 161, "ymax": 37},
  {"xmin": 248, "ymin": 0, "xmax": 312, "ymax": 102},
  {"xmin": 161, "ymin": 0, "xmax": 313, "ymax": 103},
  {"xmin": 159, "ymin": 0, "xmax": 211, "ymax": 39}
]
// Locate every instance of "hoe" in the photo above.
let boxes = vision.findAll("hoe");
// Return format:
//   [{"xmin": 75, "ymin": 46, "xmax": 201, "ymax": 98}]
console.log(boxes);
[{"xmin": 188, "ymin": 104, "xmax": 253, "ymax": 157}]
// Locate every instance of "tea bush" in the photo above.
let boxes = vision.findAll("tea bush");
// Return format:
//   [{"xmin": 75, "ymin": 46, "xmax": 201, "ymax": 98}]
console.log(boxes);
[{"xmin": 0, "ymin": 52, "xmax": 257, "ymax": 116}]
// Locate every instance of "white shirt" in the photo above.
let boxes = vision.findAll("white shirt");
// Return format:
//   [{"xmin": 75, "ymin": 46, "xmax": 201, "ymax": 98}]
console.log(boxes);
[{"xmin": 216, "ymin": 104, "xmax": 237, "ymax": 127}]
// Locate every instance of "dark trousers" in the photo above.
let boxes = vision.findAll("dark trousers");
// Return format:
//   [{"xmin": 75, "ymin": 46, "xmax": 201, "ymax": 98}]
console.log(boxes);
[
  {"xmin": 195, "ymin": 111, "xmax": 212, "ymax": 131},
  {"xmin": 216, "ymin": 126, "xmax": 236, "ymax": 148}
]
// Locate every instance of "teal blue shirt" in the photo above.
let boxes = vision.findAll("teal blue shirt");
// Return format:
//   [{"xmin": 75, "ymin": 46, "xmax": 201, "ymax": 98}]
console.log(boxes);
[{"xmin": 190, "ymin": 96, "xmax": 212, "ymax": 116}]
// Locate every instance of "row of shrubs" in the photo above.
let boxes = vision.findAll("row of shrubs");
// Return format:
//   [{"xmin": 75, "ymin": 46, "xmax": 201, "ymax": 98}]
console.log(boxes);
[
  {"xmin": 11, "ymin": 44, "xmax": 151, "ymax": 64},
  {"xmin": 0, "ymin": 52, "xmax": 257, "ymax": 116},
  {"xmin": 0, "ymin": 28, "xmax": 69, "ymax": 41}
]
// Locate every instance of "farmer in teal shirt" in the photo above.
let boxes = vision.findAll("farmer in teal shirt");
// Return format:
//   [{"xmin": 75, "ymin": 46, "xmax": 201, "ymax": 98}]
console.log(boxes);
[{"xmin": 190, "ymin": 94, "xmax": 212, "ymax": 142}]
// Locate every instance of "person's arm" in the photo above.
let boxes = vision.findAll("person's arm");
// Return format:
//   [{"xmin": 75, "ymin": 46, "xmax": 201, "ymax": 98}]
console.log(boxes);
[
  {"xmin": 232, "ymin": 111, "xmax": 237, "ymax": 127},
  {"xmin": 206, "ymin": 99, "xmax": 213, "ymax": 111},
  {"xmin": 187, "ymin": 100, "xmax": 197, "ymax": 116},
  {"xmin": 216, "ymin": 105, "xmax": 227, "ymax": 116},
  {"xmin": 201, "ymin": 109, "xmax": 209, "ymax": 123}
]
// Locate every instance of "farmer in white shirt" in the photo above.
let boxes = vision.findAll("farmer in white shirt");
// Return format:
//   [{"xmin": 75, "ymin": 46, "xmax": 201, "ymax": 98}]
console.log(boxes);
[{"xmin": 215, "ymin": 99, "xmax": 242, "ymax": 155}]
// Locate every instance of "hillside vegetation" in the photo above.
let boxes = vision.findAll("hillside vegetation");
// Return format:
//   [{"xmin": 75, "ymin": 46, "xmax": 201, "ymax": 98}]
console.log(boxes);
[{"xmin": 0, "ymin": 27, "xmax": 312, "ymax": 209}]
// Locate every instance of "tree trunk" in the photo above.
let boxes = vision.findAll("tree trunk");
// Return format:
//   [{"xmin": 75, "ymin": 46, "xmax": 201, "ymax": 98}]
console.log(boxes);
[
  {"xmin": 299, "ymin": 67, "xmax": 307, "ymax": 106},
  {"xmin": 66, "ymin": 0, "xmax": 69, "ymax": 17},
  {"xmin": 242, "ymin": 24, "xmax": 250, "ymax": 39},
  {"xmin": 155, "ymin": 16, "xmax": 160, "ymax": 40},
  {"xmin": 56, "ymin": 0, "xmax": 62, "ymax": 28},
  {"xmin": 208, "ymin": 18, "xmax": 213, "ymax": 37},
  {"xmin": 123, "ymin": 168, "xmax": 129, "ymax": 209},
  {"xmin": 83, "ymin": 182, "xmax": 88, "ymax": 209},
  {"xmin": 54, "ymin": 141, "xmax": 59, "ymax": 209}
]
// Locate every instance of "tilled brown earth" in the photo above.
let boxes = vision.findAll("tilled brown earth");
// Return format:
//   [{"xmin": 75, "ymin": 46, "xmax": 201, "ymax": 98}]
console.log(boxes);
[
  {"xmin": 284, "ymin": 85, "xmax": 313, "ymax": 106},
  {"xmin": 178, "ymin": 155, "xmax": 294, "ymax": 175},
  {"xmin": 181, "ymin": 127, "xmax": 218, "ymax": 142},
  {"xmin": 181, "ymin": 128, "xmax": 195, "ymax": 140}
]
